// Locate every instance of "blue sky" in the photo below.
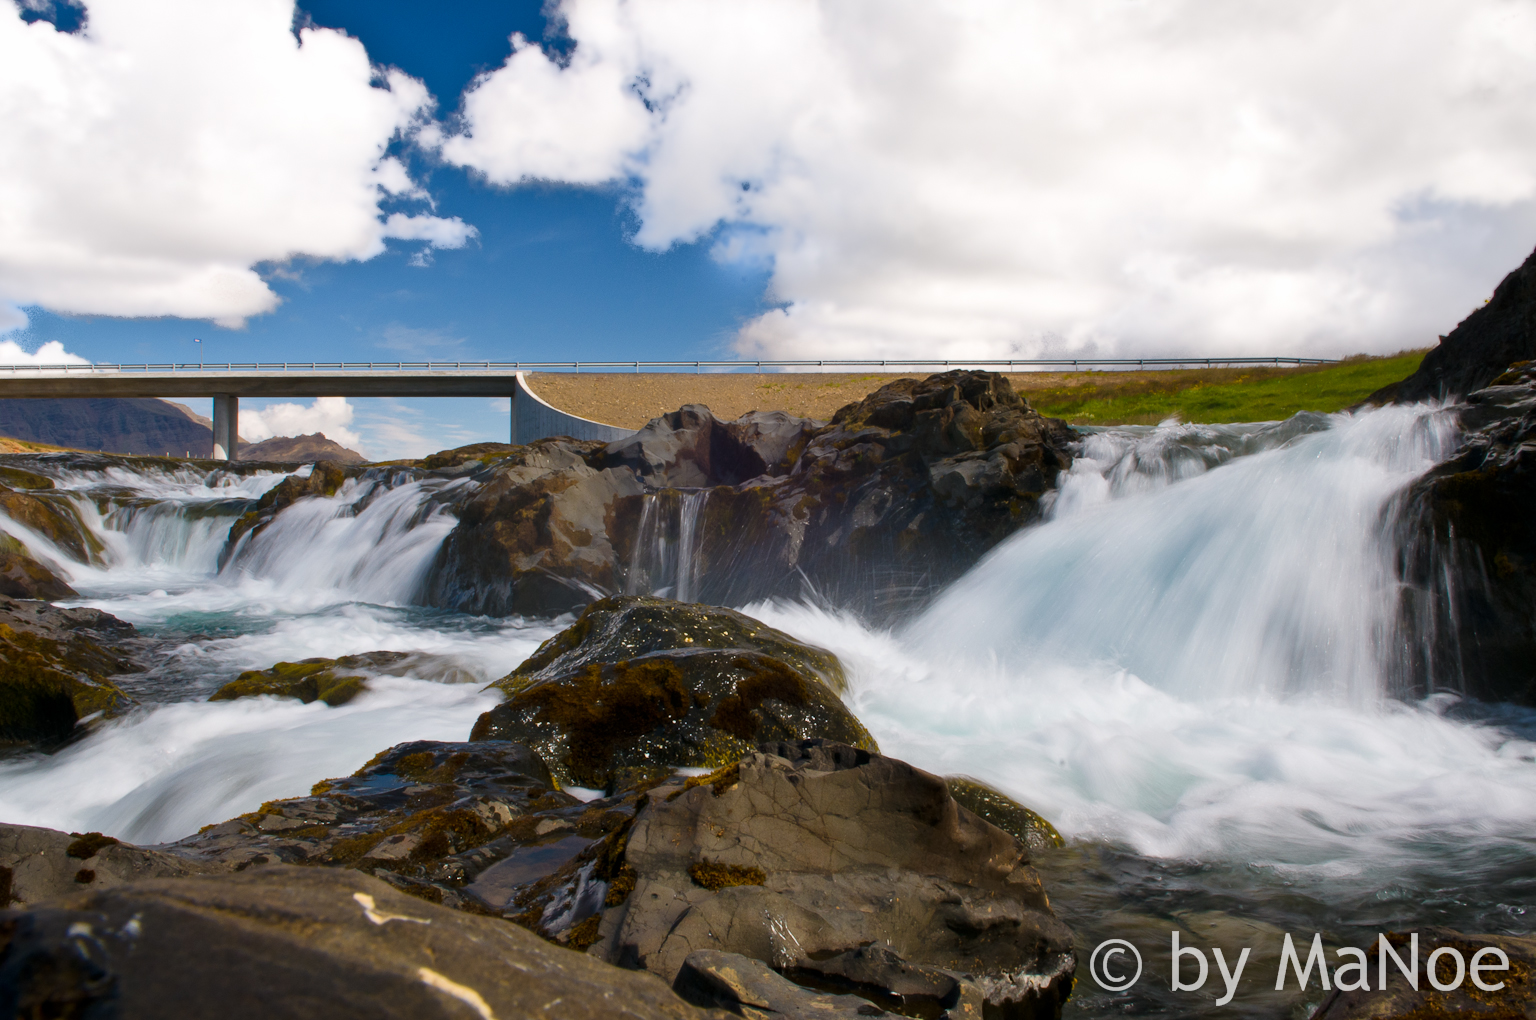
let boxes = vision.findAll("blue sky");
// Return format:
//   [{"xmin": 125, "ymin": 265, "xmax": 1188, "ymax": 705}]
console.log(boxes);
[
  {"xmin": 3, "ymin": 0, "xmax": 1535, "ymax": 456},
  {"xmin": 5, "ymin": 0, "xmax": 771, "ymax": 456}
]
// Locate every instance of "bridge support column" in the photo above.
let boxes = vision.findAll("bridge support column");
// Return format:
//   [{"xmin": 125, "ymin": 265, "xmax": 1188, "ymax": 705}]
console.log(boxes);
[{"xmin": 212, "ymin": 395, "xmax": 238, "ymax": 460}]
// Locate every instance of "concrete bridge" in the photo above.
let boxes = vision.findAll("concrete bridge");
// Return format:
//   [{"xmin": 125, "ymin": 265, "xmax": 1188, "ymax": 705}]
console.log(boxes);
[
  {"xmin": 0, "ymin": 363, "xmax": 634, "ymax": 458},
  {"xmin": 0, "ymin": 356, "xmax": 1333, "ymax": 459}
]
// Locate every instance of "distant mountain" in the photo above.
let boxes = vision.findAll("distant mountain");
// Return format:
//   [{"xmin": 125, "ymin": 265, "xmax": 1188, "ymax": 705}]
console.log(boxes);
[
  {"xmin": 237, "ymin": 433, "xmax": 366, "ymax": 464},
  {"xmin": 0, "ymin": 397, "xmax": 217, "ymax": 456}
]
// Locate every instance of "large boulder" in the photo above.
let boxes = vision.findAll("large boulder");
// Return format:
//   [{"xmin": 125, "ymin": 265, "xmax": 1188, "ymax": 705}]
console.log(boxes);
[
  {"xmin": 469, "ymin": 597, "xmax": 874, "ymax": 790},
  {"xmin": 414, "ymin": 371, "xmax": 1074, "ymax": 620},
  {"xmin": 420, "ymin": 439, "xmax": 643, "ymax": 616},
  {"xmin": 0, "ymin": 866, "xmax": 711, "ymax": 1020},
  {"xmin": 1372, "ymin": 243, "xmax": 1536, "ymax": 404},
  {"xmin": 613, "ymin": 372, "xmax": 1077, "ymax": 617},
  {"xmin": 0, "ymin": 600, "xmax": 137, "ymax": 745},
  {"xmin": 1396, "ymin": 364, "xmax": 1536, "ymax": 704},
  {"xmin": 0, "ymin": 534, "xmax": 75, "ymax": 600},
  {"xmin": 525, "ymin": 740, "xmax": 1074, "ymax": 1019}
]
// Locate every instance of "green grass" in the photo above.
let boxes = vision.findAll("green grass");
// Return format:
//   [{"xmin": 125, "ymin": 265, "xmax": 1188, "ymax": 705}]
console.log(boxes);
[{"xmin": 1024, "ymin": 352, "xmax": 1427, "ymax": 425}]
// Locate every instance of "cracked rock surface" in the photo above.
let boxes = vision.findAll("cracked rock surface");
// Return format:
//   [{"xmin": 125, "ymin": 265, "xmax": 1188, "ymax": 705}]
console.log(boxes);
[{"xmin": 570, "ymin": 740, "xmax": 1075, "ymax": 1020}]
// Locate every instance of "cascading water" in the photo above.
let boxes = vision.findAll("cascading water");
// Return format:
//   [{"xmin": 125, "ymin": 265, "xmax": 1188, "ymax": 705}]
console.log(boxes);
[
  {"xmin": 624, "ymin": 488, "xmax": 709, "ymax": 601},
  {"xmin": 0, "ymin": 459, "xmax": 558, "ymax": 841}
]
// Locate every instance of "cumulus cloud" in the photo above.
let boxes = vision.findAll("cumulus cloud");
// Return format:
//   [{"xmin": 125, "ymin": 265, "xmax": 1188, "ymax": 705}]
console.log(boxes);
[
  {"xmin": 0, "ymin": 339, "xmax": 89, "ymax": 364},
  {"xmin": 441, "ymin": 0, "xmax": 1536, "ymax": 358},
  {"xmin": 0, "ymin": 0, "xmax": 474, "ymax": 329},
  {"xmin": 239, "ymin": 396, "xmax": 363, "ymax": 452}
]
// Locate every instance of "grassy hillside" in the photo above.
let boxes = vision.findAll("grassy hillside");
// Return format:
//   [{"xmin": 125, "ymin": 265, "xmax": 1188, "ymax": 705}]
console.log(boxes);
[{"xmin": 1022, "ymin": 351, "xmax": 1427, "ymax": 425}]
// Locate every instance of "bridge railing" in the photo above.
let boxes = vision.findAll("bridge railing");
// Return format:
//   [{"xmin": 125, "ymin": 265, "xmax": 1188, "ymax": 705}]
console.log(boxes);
[{"xmin": 0, "ymin": 357, "xmax": 1337, "ymax": 374}]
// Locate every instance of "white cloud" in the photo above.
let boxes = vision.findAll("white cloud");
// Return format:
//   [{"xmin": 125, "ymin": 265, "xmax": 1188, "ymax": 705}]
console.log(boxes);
[
  {"xmin": 0, "ymin": 338, "xmax": 89, "ymax": 364},
  {"xmin": 240, "ymin": 396, "xmax": 363, "ymax": 452},
  {"xmin": 0, "ymin": 0, "xmax": 473, "ymax": 328},
  {"xmin": 441, "ymin": 0, "xmax": 1536, "ymax": 358}
]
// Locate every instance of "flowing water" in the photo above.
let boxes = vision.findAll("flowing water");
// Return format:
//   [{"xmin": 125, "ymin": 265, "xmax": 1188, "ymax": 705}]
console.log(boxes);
[{"xmin": 1, "ymin": 408, "xmax": 1533, "ymax": 1017}]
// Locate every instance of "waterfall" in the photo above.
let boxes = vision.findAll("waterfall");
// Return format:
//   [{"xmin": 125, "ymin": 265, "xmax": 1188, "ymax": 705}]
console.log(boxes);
[
  {"xmin": 909, "ymin": 404, "xmax": 1460, "ymax": 703},
  {"xmin": 624, "ymin": 488, "xmax": 710, "ymax": 602}
]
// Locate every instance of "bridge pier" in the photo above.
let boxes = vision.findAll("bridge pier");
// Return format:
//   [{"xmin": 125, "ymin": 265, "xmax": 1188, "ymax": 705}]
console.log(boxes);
[{"xmin": 212, "ymin": 395, "xmax": 238, "ymax": 460}]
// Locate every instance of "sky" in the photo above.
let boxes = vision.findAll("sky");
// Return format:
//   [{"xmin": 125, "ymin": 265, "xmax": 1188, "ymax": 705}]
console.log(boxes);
[{"xmin": 2, "ymin": 0, "xmax": 1535, "ymax": 457}]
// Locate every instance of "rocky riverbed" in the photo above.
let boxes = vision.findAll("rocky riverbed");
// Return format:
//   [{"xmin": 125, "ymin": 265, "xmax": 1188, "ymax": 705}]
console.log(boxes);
[{"xmin": 2, "ymin": 362, "xmax": 1536, "ymax": 1018}]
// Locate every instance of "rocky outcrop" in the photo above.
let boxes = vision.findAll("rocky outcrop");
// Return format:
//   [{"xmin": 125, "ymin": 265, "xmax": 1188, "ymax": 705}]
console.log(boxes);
[
  {"xmin": 0, "ymin": 866, "xmax": 711, "ymax": 1020},
  {"xmin": 239, "ymin": 432, "xmax": 366, "ymax": 464},
  {"xmin": 208, "ymin": 651, "xmax": 475, "ymax": 707},
  {"xmin": 1311, "ymin": 928, "xmax": 1536, "ymax": 1019},
  {"xmin": 1371, "ymin": 243, "xmax": 1536, "ymax": 404},
  {"xmin": 420, "ymin": 371, "xmax": 1075, "ymax": 619},
  {"xmin": 548, "ymin": 740, "xmax": 1074, "ymax": 1019},
  {"xmin": 0, "ymin": 600, "xmax": 138, "ymax": 745},
  {"xmin": 420, "ymin": 439, "xmax": 639, "ymax": 616},
  {"xmin": 0, "ymin": 535, "xmax": 75, "ymax": 600},
  {"xmin": 469, "ymin": 597, "xmax": 874, "ymax": 790},
  {"xmin": 1396, "ymin": 365, "xmax": 1536, "ymax": 704},
  {"xmin": 0, "ymin": 823, "xmax": 213, "ymax": 907},
  {"xmin": 0, "ymin": 484, "xmax": 104, "ymax": 566}
]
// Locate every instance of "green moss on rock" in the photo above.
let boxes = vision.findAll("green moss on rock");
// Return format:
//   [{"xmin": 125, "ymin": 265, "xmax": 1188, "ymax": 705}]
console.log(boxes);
[
  {"xmin": 471, "ymin": 596, "xmax": 872, "ymax": 790},
  {"xmin": 945, "ymin": 776, "xmax": 1064, "ymax": 852},
  {"xmin": 0, "ymin": 622, "xmax": 132, "ymax": 745}
]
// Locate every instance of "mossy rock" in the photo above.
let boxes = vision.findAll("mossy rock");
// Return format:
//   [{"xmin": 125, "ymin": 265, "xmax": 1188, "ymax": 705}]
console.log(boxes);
[
  {"xmin": 210, "ymin": 651, "xmax": 416, "ymax": 707},
  {"xmin": 0, "ymin": 622, "xmax": 131, "ymax": 745},
  {"xmin": 471, "ymin": 597, "xmax": 872, "ymax": 789},
  {"xmin": 509, "ymin": 595, "xmax": 846, "ymax": 693},
  {"xmin": 222, "ymin": 461, "xmax": 352, "ymax": 554},
  {"xmin": 945, "ymin": 776, "xmax": 1064, "ymax": 853},
  {"xmin": 0, "ymin": 488, "xmax": 105, "ymax": 565},
  {"xmin": 0, "ymin": 535, "xmax": 75, "ymax": 600},
  {"xmin": 0, "ymin": 466, "xmax": 54, "ymax": 491}
]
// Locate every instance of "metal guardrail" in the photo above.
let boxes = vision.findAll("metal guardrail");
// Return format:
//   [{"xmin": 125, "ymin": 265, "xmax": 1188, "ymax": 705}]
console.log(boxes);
[{"xmin": 0, "ymin": 357, "xmax": 1336, "ymax": 374}]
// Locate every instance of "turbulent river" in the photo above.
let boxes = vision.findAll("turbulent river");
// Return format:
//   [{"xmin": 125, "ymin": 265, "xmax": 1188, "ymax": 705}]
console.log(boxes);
[{"xmin": 2, "ymin": 404, "xmax": 1534, "ymax": 1018}]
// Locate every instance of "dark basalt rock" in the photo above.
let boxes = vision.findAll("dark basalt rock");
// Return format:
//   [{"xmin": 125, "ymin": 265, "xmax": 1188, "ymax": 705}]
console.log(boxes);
[
  {"xmin": 675, "ymin": 950, "xmax": 917, "ymax": 1017},
  {"xmin": 1397, "ymin": 365, "xmax": 1536, "ymax": 704},
  {"xmin": 419, "ymin": 438, "xmax": 641, "ymax": 617},
  {"xmin": 416, "ymin": 371, "xmax": 1075, "ymax": 620},
  {"xmin": 1311, "ymin": 927, "xmax": 1536, "ymax": 1020},
  {"xmin": 546, "ymin": 739, "xmax": 1075, "ymax": 1020},
  {"xmin": 208, "ymin": 650, "xmax": 475, "ymax": 707},
  {"xmin": 0, "ymin": 866, "xmax": 711, "ymax": 1020},
  {"xmin": 1371, "ymin": 243, "xmax": 1536, "ymax": 404},
  {"xmin": 469, "ymin": 597, "xmax": 873, "ymax": 790},
  {"xmin": 0, "ymin": 600, "xmax": 139, "ymax": 746},
  {"xmin": 0, "ymin": 485, "xmax": 104, "ymax": 566}
]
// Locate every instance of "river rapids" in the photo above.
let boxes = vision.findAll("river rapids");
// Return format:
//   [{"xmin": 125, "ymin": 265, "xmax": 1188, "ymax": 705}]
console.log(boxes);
[{"xmin": 1, "ymin": 403, "xmax": 1532, "ymax": 1017}]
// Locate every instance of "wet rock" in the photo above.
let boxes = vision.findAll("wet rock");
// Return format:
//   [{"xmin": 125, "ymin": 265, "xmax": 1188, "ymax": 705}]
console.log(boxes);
[
  {"xmin": 0, "ymin": 866, "xmax": 714, "ymax": 1020},
  {"xmin": 1397, "ymin": 366, "xmax": 1536, "ymax": 703},
  {"xmin": 945, "ymin": 777, "xmax": 1064, "ymax": 854},
  {"xmin": 0, "ymin": 601, "xmax": 137, "ymax": 745},
  {"xmin": 0, "ymin": 534, "xmax": 74, "ymax": 600},
  {"xmin": 0, "ymin": 485, "xmax": 104, "ymax": 566},
  {"xmin": 1371, "ymin": 242, "xmax": 1536, "ymax": 404},
  {"xmin": 675, "ymin": 950, "xmax": 907, "ymax": 1018},
  {"xmin": 0, "ymin": 823, "xmax": 214, "ymax": 907},
  {"xmin": 469, "ymin": 597, "xmax": 874, "ymax": 790},
  {"xmin": 421, "ymin": 438, "xmax": 643, "ymax": 616},
  {"xmin": 412, "ymin": 371, "xmax": 1072, "ymax": 620},
  {"xmin": 560, "ymin": 739, "xmax": 1074, "ymax": 1019},
  {"xmin": 165, "ymin": 740, "xmax": 643, "ymax": 917},
  {"xmin": 208, "ymin": 650, "xmax": 476, "ymax": 707},
  {"xmin": 220, "ymin": 460, "xmax": 352, "ymax": 561},
  {"xmin": 1310, "ymin": 928, "xmax": 1536, "ymax": 1020}
]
